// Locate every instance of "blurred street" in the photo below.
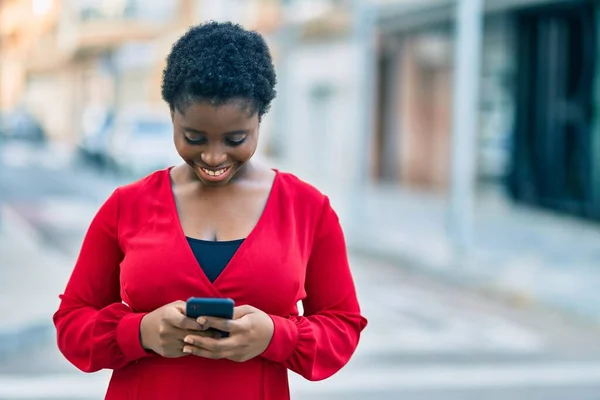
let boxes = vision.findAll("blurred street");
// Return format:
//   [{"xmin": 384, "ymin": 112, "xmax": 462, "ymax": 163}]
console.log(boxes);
[
  {"xmin": 3, "ymin": 0, "xmax": 600, "ymax": 398},
  {"xmin": 2, "ymin": 141, "xmax": 600, "ymax": 399}
]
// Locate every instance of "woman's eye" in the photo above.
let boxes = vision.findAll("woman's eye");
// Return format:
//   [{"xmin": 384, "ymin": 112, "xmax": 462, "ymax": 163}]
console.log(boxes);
[
  {"xmin": 184, "ymin": 134, "xmax": 206, "ymax": 144},
  {"xmin": 226, "ymin": 137, "xmax": 247, "ymax": 146}
]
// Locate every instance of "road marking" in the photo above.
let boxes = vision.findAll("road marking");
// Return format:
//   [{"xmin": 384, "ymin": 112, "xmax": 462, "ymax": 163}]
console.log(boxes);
[
  {"xmin": 1, "ymin": 142, "xmax": 72, "ymax": 170},
  {"xmin": 358, "ymin": 289, "xmax": 546, "ymax": 354},
  {"xmin": 1, "ymin": 362, "xmax": 600, "ymax": 398},
  {"xmin": 0, "ymin": 371, "xmax": 111, "ymax": 399},
  {"xmin": 36, "ymin": 198, "xmax": 99, "ymax": 230},
  {"xmin": 356, "ymin": 327, "xmax": 543, "ymax": 355},
  {"xmin": 2, "ymin": 147, "xmax": 29, "ymax": 167},
  {"xmin": 289, "ymin": 362, "xmax": 600, "ymax": 394}
]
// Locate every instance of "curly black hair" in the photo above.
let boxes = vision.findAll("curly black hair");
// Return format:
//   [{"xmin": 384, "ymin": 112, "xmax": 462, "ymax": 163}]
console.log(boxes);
[{"xmin": 161, "ymin": 21, "xmax": 277, "ymax": 119}]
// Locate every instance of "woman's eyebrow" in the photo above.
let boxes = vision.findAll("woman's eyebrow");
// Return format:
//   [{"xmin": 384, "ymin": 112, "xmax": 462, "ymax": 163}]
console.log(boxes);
[
  {"xmin": 181, "ymin": 126, "xmax": 250, "ymax": 135},
  {"xmin": 224, "ymin": 129, "xmax": 250, "ymax": 135},
  {"xmin": 181, "ymin": 126, "xmax": 205, "ymax": 134}
]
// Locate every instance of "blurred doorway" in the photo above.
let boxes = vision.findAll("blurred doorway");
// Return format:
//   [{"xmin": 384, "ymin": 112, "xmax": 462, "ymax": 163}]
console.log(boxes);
[{"xmin": 508, "ymin": 0, "xmax": 597, "ymax": 221}]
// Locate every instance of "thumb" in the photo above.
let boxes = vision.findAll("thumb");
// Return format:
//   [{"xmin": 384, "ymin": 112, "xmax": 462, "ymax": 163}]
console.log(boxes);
[
  {"xmin": 172, "ymin": 300, "xmax": 187, "ymax": 315},
  {"xmin": 233, "ymin": 304, "xmax": 255, "ymax": 320}
]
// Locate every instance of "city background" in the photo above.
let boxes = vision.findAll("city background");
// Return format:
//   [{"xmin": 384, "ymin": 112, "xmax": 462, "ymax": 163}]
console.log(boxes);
[{"xmin": 1, "ymin": 0, "xmax": 600, "ymax": 399}]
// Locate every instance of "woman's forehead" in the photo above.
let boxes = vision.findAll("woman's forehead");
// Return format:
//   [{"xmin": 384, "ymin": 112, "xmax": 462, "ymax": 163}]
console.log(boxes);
[{"xmin": 174, "ymin": 101, "xmax": 258, "ymax": 132}]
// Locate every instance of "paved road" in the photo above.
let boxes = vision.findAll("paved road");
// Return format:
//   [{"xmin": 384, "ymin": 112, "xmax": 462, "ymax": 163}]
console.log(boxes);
[{"xmin": 2, "ymin": 142, "xmax": 600, "ymax": 399}]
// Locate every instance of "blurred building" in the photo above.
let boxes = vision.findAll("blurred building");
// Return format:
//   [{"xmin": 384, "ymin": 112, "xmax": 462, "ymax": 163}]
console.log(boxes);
[
  {"xmin": 2, "ymin": 0, "xmax": 600, "ymax": 221},
  {"xmin": 270, "ymin": 0, "xmax": 600, "ymax": 223},
  {"xmin": 266, "ymin": 0, "xmax": 364, "ymax": 189},
  {"xmin": 375, "ymin": 0, "xmax": 600, "ymax": 222},
  {"xmin": 0, "ymin": 0, "xmax": 63, "ymax": 139},
  {"xmin": 0, "ymin": 0, "xmax": 283, "ymax": 146}
]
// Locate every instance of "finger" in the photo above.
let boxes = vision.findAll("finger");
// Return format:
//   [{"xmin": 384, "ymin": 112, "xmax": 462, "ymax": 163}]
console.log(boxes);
[
  {"xmin": 172, "ymin": 301, "xmax": 187, "ymax": 315},
  {"xmin": 194, "ymin": 317, "xmax": 208, "ymax": 329},
  {"xmin": 233, "ymin": 305, "xmax": 255, "ymax": 320},
  {"xmin": 186, "ymin": 346, "xmax": 243, "ymax": 361},
  {"xmin": 182, "ymin": 345, "xmax": 226, "ymax": 359},
  {"xmin": 201, "ymin": 316, "xmax": 239, "ymax": 333},
  {"xmin": 168, "ymin": 308, "xmax": 203, "ymax": 331},
  {"xmin": 184, "ymin": 335, "xmax": 237, "ymax": 354},
  {"xmin": 182, "ymin": 332, "xmax": 221, "ymax": 347},
  {"xmin": 181, "ymin": 329, "xmax": 219, "ymax": 338},
  {"xmin": 179, "ymin": 317, "xmax": 205, "ymax": 331}
]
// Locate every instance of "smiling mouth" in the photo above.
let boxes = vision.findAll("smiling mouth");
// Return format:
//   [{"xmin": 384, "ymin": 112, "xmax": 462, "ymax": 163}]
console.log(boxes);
[{"xmin": 200, "ymin": 166, "xmax": 231, "ymax": 177}]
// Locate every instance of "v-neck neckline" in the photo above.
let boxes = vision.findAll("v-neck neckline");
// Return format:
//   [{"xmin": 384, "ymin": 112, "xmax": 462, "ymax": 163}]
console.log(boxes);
[{"xmin": 164, "ymin": 167, "xmax": 280, "ymax": 291}]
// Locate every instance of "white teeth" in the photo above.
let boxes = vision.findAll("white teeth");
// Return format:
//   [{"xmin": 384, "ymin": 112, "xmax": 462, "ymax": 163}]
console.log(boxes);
[{"xmin": 202, "ymin": 167, "xmax": 228, "ymax": 177}]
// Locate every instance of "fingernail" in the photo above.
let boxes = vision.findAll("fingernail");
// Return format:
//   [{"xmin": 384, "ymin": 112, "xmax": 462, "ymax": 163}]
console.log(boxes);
[
  {"xmin": 197, "ymin": 317, "xmax": 206, "ymax": 325},
  {"xmin": 183, "ymin": 347, "xmax": 192, "ymax": 354},
  {"xmin": 184, "ymin": 337, "xmax": 193, "ymax": 344}
]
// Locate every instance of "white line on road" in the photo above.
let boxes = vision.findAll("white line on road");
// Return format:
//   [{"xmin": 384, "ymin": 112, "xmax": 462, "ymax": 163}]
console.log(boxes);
[
  {"xmin": 2, "ymin": 362, "xmax": 600, "ymax": 398},
  {"xmin": 358, "ymin": 289, "xmax": 547, "ymax": 354},
  {"xmin": 290, "ymin": 362, "xmax": 600, "ymax": 394},
  {"xmin": 0, "ymin": 371, "xmax": 111, "ymax": 399},
  {"xmin": 1, "ymin": 143, "xmax": 72, "ymax": 170}
]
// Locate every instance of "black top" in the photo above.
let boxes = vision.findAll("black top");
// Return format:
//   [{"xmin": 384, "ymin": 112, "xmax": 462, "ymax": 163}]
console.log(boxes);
[{"xmin": 186, "ymin": 237, "xmax": 244, "ymax": 282}]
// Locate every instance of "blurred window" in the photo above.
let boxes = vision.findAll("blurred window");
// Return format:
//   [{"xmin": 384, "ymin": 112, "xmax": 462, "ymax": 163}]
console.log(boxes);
[
  {"xmin": 132, "ymin": 120, "xmax": 171, "ymax": 138},
  {"xmin": 78, "ymin": 0, "xmax": 176, "ymax": 22}
]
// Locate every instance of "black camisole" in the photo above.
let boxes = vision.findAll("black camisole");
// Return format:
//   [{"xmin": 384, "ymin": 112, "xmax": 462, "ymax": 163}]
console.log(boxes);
[{"xmin": 186, "ymin": 237, "xmax": 244, "ymax": 282}]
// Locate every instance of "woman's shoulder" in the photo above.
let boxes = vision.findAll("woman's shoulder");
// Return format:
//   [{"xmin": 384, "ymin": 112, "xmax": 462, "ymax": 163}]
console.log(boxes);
[
  {"xmin": 275, "ymin": 170, "xmax": 329, "ymax": 208},
  {"xmin": 114, "ymin": 168, "xmax": 169, "ymax": 199}
]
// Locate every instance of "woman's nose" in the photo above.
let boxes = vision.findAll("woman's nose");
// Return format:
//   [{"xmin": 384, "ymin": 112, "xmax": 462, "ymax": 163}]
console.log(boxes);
[{"xmin": 201, "ymin": 148, "xmax": 227, "ymax": 167}]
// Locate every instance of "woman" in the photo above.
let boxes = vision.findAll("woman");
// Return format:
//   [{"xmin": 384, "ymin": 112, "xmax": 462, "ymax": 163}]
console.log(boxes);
[{"xmin": 54, "ymin": 21, "xmax": 367, "ymax": 400}]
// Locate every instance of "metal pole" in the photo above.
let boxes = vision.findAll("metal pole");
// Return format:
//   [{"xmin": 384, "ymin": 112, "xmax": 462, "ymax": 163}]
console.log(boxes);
[
  {"xmin": 448, "ymin": 0, "xmax": 484, "ymax": 252},
  {"xmin": 0, "ymin": 26, "xmax": 3, "ymax": 232},
  {"xmin": 349, "ymin": 0, "xmax": 377, "ymax": 235},
  {"xmin": 272, "ymin": 5, "xmax": 297, "ymax": 165}
]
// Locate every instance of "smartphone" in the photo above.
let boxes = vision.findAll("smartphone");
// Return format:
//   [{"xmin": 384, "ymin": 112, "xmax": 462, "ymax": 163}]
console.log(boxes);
[{"xmin": 186, "ymin": 297, "xmax": 235, "ymax": 337}]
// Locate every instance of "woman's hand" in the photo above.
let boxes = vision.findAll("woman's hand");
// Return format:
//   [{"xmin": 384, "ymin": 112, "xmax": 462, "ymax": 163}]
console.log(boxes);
[
  {"xmin": 140, "ymin": 301, "xmax": 219, "ymax": 358},
  {"xmin": 182, "ymin": 305, "xmax": 274, "ymax": 362}
]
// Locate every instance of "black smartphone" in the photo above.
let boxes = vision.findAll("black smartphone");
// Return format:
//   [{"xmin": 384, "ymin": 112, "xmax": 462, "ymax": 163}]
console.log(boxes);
[{"xmin": 185, "ymin": 297, "xmax": 235, "ymax": 337}]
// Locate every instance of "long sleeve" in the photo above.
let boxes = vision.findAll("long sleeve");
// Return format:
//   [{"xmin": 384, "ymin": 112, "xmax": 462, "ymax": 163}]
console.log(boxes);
[
  {"xmin": 53, "ymin": 189, "xmax": 151, "ymax": 373},
  {"xmin": 260, "ymin": 197, "xmax": 368, "ymax": 381}
]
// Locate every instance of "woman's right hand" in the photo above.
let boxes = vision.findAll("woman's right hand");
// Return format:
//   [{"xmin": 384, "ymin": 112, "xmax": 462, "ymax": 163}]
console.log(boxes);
[{"xmin": 140, "ymin": 301, "xmax": 214, "ymax": 358}]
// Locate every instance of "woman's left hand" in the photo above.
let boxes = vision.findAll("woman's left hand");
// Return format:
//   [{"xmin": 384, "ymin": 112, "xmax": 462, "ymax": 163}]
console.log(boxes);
[{"xmin": 182, "ymin": 305, "xmax": 274, "ymax": 362}]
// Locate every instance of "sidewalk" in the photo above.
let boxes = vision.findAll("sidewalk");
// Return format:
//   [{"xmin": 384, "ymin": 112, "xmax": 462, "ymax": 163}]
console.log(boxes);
[
  {"xmin": 258, "ymin": 158, "xmax": 600, "ymax": 323},
  {"xmin": 1, "ymin": 170, "xmax": 599, "ymax": 361},
  {"xmin": 333, "ymin": 184, "xmax": 600, "ymax": 323},
  {"xmin": 0, "ymin": 205, "xmax": 72, "ymax": 357}
]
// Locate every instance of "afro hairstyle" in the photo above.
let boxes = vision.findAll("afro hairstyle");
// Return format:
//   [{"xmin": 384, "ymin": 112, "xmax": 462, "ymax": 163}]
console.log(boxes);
[{"xmin": 161, "ymin": 21, "xmax": 277, "ymax": 119}]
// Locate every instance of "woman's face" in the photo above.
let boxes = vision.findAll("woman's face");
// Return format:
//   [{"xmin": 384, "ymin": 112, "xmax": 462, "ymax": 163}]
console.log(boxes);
[{"xmin": 172, "ymin": 100, "xmax": 259, "ymax": 186}]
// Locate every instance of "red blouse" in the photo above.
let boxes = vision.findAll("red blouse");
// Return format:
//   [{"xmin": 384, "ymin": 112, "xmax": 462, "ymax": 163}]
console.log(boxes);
[{"xmin": 53, "ymin": 168, "xmax": 367, "ymax": 400}]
